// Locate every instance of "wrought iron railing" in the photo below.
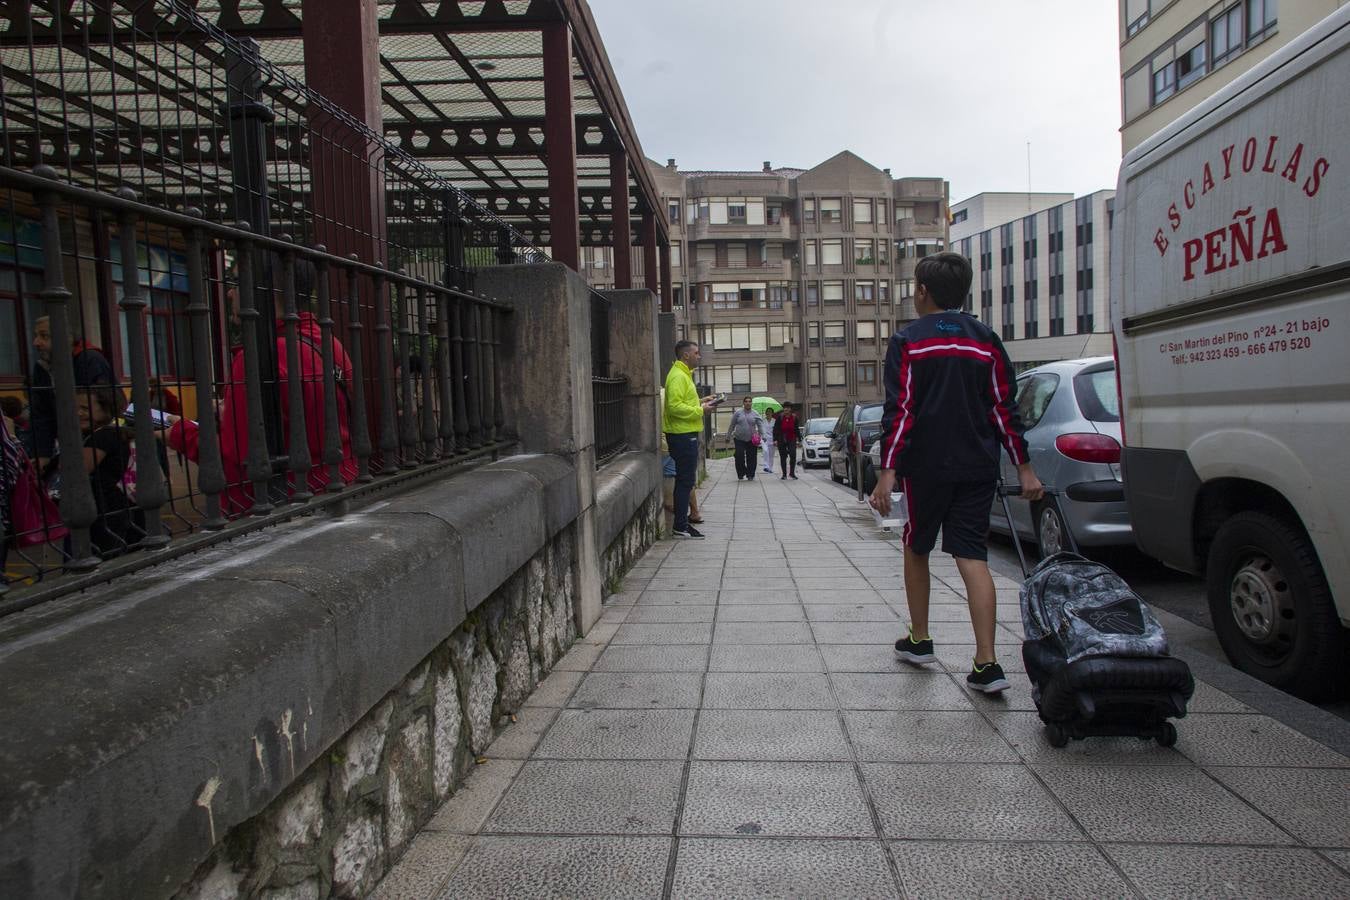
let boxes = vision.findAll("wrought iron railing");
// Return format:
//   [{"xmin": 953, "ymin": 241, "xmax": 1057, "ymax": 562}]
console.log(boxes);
[
  {"xmin": 0, "ymin": 1, "xmax": 544, "ymax": 606},
  {"xmin": 592, "ymin": 375, "xmax": 628, "ymax": 466}
]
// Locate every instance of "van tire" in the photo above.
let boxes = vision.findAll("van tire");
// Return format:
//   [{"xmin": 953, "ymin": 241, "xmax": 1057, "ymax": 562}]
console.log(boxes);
[{"xmin": 1206, "ymin": 511, "xmax": 1349, "ymax": 700}]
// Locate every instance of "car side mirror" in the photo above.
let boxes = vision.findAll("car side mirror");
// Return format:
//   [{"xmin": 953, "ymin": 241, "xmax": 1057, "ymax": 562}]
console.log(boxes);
[{"xmin": 827, "ymin": 432, "xmax": 835, "ymax": 438}]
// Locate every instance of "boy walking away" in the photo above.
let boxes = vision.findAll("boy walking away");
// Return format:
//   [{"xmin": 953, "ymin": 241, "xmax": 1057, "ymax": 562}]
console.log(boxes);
[{"xmin": 869, "ymin": 252, "xmax": 1043, "ymax": 694}]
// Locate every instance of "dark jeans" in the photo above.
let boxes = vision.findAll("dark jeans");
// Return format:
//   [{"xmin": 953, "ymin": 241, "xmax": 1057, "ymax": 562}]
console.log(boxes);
[
  {"xmin": 733, "ymin": 438, "xmax": 758, "ymax": 479},
  {"xmin": 667, "ymin": 431, "xmax": 699, "ymax": 531},
  {"xmin": 778, "ymin": 441, "xmax": 797, "ymax": 476}
]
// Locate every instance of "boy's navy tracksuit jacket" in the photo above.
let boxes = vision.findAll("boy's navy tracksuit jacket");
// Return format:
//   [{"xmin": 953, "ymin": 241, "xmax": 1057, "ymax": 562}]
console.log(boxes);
[{"xmin": 877, "ymin": 311, "xmax": 1030, "ymax": 482}]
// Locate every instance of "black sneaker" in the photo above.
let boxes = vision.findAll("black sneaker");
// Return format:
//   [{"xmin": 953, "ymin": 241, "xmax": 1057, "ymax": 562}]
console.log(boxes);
[
  {"xmin": 672, "ymin": 526, "xmax": 705, "ymax": 539},
  {"xmin": 967, "ymin": 661, "xmax": 1011, "ymax": 693},
  {"xmin": 894, "ymin": 629, "xmax": 936, "ymax": 665}
]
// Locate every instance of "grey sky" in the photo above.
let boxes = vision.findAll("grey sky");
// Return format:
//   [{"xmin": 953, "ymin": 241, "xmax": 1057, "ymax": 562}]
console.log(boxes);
[{"xmin": 588, "ymin": 0, "xmax": 1124, "ymax": 204}]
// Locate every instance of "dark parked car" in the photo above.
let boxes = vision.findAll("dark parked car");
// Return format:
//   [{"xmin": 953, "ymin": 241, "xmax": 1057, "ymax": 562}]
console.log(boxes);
[{"xmin": 829, "ymin": 401, "xmax": 883, "ymax": 493}]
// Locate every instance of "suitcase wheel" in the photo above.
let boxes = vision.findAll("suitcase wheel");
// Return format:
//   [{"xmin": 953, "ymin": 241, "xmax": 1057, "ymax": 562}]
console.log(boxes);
[
  {"xmin": 1157, "ymin": 722, "xmax": 1178, "ymax": 748},
  {"xmin": 1045, "ymin": 722, "xmax": 1071, "ymax": 748}
]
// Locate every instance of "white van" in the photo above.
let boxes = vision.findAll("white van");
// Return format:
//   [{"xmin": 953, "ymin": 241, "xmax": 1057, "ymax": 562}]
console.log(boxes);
[{"xmin": 1112, "ymin": 6, "xmax": 1350, "ymax": 699}]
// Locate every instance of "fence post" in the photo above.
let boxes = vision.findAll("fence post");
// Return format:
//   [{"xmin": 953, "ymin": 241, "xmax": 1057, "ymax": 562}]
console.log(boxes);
[
  {"xmin": 314, "ymin": 250, "xmax": 345, "ymax": 494},
  {"xmin": 344, "ymin": 257, "xmax": 373, "ymax": 482},
  {"xmin": 279, "ymin": 239, "xmax": 313, "ymax": 502},
  {"xmin": 183, "ymin": 213, "xmax": 226, "ymax": 529}
]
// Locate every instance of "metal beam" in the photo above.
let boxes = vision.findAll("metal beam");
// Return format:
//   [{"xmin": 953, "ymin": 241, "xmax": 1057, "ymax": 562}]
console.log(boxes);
[{"xmin": 542, "ymin": 19, "xmax": 577, "ymax": 270}]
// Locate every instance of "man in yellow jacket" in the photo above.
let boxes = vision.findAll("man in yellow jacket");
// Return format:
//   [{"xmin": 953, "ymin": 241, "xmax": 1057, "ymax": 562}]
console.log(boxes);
[{"xmin": 663, "ymin": 339, "xmax": 719, "ymax": 538}]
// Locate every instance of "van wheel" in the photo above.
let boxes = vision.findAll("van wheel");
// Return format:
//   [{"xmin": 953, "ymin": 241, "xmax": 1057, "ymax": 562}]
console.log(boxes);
[
  {"xmin": 1206, "ymin": 511, "xmax": 1349, "ymax": 700},
  {"xmin": 1035, "ymin": 499, "xmax": 1069, "ymax": 560}
]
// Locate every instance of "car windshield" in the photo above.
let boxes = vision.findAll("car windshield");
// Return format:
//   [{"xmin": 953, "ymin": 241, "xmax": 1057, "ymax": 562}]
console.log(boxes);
[
  {"xmin": 857, "ymin": 405, "xmax": 884, "ymax": 425},
  {"xmin": 1074, "ymin": 367, "xmax": 1120, "ymax": 423},
  {"xmin": 805, "ymin": 419, "xmax": 834, "ymax": 435}
]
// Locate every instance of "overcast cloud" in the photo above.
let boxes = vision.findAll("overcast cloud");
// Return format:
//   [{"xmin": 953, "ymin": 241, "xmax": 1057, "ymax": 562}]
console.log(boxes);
[{"xmin": 588, "ymin": 0, "xmax": 1124, "ymax": 203}]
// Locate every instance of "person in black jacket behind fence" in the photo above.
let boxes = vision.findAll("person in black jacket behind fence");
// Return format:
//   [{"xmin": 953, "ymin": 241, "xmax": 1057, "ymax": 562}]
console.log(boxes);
[{"xmin": 869, "ymin": 252, "xmax": 1044, "ymax": 695}]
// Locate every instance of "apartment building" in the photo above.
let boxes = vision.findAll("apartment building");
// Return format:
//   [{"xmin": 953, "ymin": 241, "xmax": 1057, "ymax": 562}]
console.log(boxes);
[
  {"xmin": 1121, "ymin": 0, "xmax": 1347, "ymax": 152},
  {"xmin": 950, "ymin": 190, "xmax": 1115, "ymax": 370},
  {"xmin": 583, "ymin": 151, "xmax": 948, "ymax": 431}
]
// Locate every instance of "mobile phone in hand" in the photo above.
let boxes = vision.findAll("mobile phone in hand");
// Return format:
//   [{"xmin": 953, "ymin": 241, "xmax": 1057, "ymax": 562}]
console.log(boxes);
[{"xmin": 711, "ymin": 392, "xmax": 727, "ymax": 406}]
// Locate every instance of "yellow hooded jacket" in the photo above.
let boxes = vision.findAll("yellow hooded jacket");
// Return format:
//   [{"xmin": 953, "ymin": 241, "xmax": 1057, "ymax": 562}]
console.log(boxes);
[{"xmin": 662, "ymin": 359, "xmax": 703, "ymax": 434}]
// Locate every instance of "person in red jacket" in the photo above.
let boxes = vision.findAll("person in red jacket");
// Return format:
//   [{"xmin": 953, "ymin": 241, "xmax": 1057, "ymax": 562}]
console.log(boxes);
[
  {"xmin": 773, "ymin": 403, "xmax": 800, "ymax": 479},
  {"xmin": 165, "ymin": 306, "xmax": 357, "ymax": 516}
]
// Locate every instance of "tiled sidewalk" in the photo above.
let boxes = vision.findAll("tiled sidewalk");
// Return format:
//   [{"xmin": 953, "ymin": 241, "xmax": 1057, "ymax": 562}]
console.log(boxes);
[{"xmin": 376, "ymin": 458, "xmax": 1350, "ymax": 899}]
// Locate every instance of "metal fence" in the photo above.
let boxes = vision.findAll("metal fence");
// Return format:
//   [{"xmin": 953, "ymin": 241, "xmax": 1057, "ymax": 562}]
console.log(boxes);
[
  {"xmin": 587, "ymin": 288, "xmax": 627, "ymax": 465},
  {"xmin": 0, "ymin": 1, "xmax": 545, "ymax": 607}
]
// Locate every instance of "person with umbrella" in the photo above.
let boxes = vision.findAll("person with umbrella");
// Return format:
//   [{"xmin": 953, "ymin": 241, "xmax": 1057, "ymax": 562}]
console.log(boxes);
[{"xmin": 751, "ymin": 396, "xmax": 782, "ymax": 475}]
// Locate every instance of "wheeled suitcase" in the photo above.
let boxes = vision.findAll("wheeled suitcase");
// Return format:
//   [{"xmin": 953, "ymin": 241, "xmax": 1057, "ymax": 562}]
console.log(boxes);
[{"xmin": 998, "ymin": 485, "xmax": 1194, "ymax": 748}]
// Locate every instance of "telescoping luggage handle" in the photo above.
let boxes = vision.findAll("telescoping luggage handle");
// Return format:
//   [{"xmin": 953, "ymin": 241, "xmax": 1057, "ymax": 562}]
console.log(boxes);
[{"xmin": 996, "ymin": 480, "xmax": 1080, "ymax": 579}]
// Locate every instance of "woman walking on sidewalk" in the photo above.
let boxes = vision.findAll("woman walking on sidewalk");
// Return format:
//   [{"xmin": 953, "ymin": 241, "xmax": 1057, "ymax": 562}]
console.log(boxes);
[
  {"xmin": 727, "ymin": 397, "xmax": 763, "ymax": 481},
  {"xmin": 760, "ymin": 409, "xmax": 776, "ymax": 475}
]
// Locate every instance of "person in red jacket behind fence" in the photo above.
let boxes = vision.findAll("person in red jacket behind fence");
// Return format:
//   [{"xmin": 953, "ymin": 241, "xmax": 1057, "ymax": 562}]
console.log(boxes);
[{"xmin": 165, "ymin": 270, "xmax": 357, "ymax": 515}]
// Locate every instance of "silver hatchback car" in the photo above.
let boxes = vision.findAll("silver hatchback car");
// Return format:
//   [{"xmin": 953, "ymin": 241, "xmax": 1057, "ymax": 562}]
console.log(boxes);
[{"xmin": 988, "ymin": 356, "xmax": 1132, "ymax": 558}]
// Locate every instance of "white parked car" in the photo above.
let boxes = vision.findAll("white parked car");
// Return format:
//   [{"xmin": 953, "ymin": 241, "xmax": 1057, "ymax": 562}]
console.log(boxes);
[{"xmin": 800, "ymin": 417, "xmax": 834, "ymax": 468}]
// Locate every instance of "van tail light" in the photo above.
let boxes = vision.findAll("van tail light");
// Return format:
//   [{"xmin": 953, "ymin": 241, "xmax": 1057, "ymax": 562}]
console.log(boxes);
[
  {"xmin": 1055, "ymin": 433, "xmax": 1121, "ymax": 464},
  {"xmin": 1112, "ymin": 334, "xmax": 1126, "ymax": 447},
  {"xmin": 849, "ymin": 433, "xmax": 859, "ymax": 453}
]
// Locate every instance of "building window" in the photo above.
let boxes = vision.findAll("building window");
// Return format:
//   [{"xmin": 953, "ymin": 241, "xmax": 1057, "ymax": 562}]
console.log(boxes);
[
  {"xmin": 803, "ymin": 198, "xmax": 817, "ymax": 225},
  {"xmin": 1076, "ymin": 197, "xmax": 1096, "ymax": 334},
  {"xmin": 822, "ymin": 239, "xmax": 843, "ymax": 266},
  {"xmin": 805, "ymin": 241, "xmax": 818, "ymax": 267},
  {"xmin": 820, "ymin": 198, "xmax": 842, "ymax": 224},
  {"xmin": 857, "ymin": 319, "xmax": 876, "ymax": 346},
  {"xmin": 670, "ymin": 241, "xmax": 682, "ymax": 269},
  {"xmin": 877, "ymin": 240, "xmax": 889, "ymax": 265},
  {"xmin": 894, "ymin": 204, "xmax": 913, "ymax": 223},
  {"xmin": 878, "ymin": 279, "xmax": 890, "ymax": 302},
  {"xmin": 854, "ymin": 239, "xmax": 875, "ymax": 265},
  {"xmin": 825, "ymin": 362, "xmax": 847, "ymax": 386},
  {"xmin": 857, "ymin": 361, "xmax": 877, "ymax": 385},
  {"xmin": 667, "ymin": 199, "xmax": 680, "ymax": 224},
  {"xmin": 978, "ymin": 231, "xmax": 993, "ymax": 324},
  {"xmin": 855, "ymin": 280, "xmax": 875, "ymax": 304},
  {"xmin": 1125, "ymin": 0, "xmax": 1148, "ymax": 37},
  {"xmin": 999, "ymin": 222, "xmax": 1015, "ymax": 342},
  {"xmin": 1023, "ymin": 215, "xmax": 1038, "ymax": 340},
  {"xmin": 808, "ymin": 363, "xmax": 821, "ymax": 387},
  {"xmin": 808, "ymin": 322, "xmax": 820, "ymax": 348},
  {"xmin": 807, "ymin": 282, "xmax": 820, "ymax": 306},
  {"xmin": 823, "ymin": 321, "xmax": 846, "ymax": 348},
  {"xmin": 1176, "ymin": 40, "xmax": 1206, "ymax": 90},
  {"xmin": 822, "ymin": 281, "xmax": 844, "ymax": 305},
  {"xmin": 1248, "ymin": 0, "xmax": 1277, "ymax": 44},
  {"xmin": 951, "ymin": 208, "xmax": 968, "ymax": 225},
  {"xmin": 853, "ymin": 199, "xmax": 872, "ymax": 224},
  {"xmin": 1049, "ymin": 205, "xmax": 1065, "ymax": 337},
  {"xmin": 1211, "ymin": 4, "xmax": 1243, "ymax": 66}
]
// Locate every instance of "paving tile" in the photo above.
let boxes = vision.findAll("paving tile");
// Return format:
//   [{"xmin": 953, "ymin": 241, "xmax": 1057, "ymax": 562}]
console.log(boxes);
[
  {"xmin": 554, "ymin": 641, "xmax": 605, "ymax": 671},
  {"xmin": 624, "ymin": 604, "xmax": 718, "ymax": 624},
  {"xmin": 646, "ymin": 573, "xmax": 723, "ymax": 590},
  {"xmin": 819, "ymin": 644, "xmax": 912, "ymax": 673},
  {"xmin": 715, "ymin": 604, "xmax": 805, "ymax": 623},
  {"xmin": 425, "ymin": 758, "xmax": 524, "ymax": 834},
  {"xmin": 1103, "ymin": 844, "xmax": 1350, "ymax": 900},
  {"xmin": 799, "ymin": 588, "xmax": 886, "ymax": 604},
  {"xmin": 936, "ymin": 644, "xmax": 1028, "ymax": 673},
  {"xmin": 956, "ymin": 671, "xmax": 1040, "ymax": 710},
  {"xmin": 803, "ymin": 603, "xmax": 898, "ymax": 622},
  {"xmin": 1174, "ymin": 714, "xmax": 1350, "ymax": 767},
  {"xmin": 989, "ymin": 712, "xmax": 1192, "ymax": 767},
  {"xmin": 831, "ymin": 673, "xmax": 974, "ymax": 711},
  {"xmin": 579, "ymin": 622, "xmax": 620, "ymax": 645},
  {"xmin": 371, "ymin": 831, "xmax": 473, "ymax": 900},
  {"xmin": 438, "ymin": 835, "xmax": 669, "ymax": 900},
  {"xmin": 694, "ymin": 710, "xmax": 851, "ymax": 761},
  {"xmin": 593, "ymin": 644, "xmax": 708, "ymax": 673},
  {"xmin": 671, "ymin": 838, "xmax": 896, "ymax": 900},
  {"xmin": 680, "ymin": 761, "xmax": 874, "ymax": 837},
  {"xmin": 723, "ymin": 577, "xmax": 798, "ymax": 591},
  {"xmin": 569, "ymin": 672, "xmax": 704, "ymax": 710},
  {"xmin": 793, "ymin": 577, "xmax": 874, "ymax": 591},
  {"xmin": 916, "ymin": 620, "xmax": 1021, "ymax": 645},
  {"xmin": 1186, "ymin": 681, "xmax": 1255, "ymax": 713},
  {"xmin": 1326, "ymin": 849, "xmax": 1350, "ymax": 872},
  {"xmin": 889, "ymin": 841, "xmax": 1132, "ymax": 900},
  {"xmin": 1035, "ymin": 764, "xmax": 1293, "ymax": 844},
  {"xmin": 484, "ymin": 760, "xmax": 683, "ymax": 835},
  {"xmin": 533, "ymin": 709, "xmax": 696, "ymax": 760},
  {"xmin": 922, "ymin": 603, "xmax": 983, "ymax": 622},
  {"xmin": 486, "ymin": 706, "xmax": 561, "ymax": 760},
  {"xmin": 612, "ymin": 622, "xmax": 714, "ymax": 645},
  {"xmin": 523, "ymin": 669, "xmax": 585, "ymax": 708},
  {"xmin": 637, "ymin": 589, "xmax": 720, "ymax": 605},
  {"xmin": 708, "ymin": 644, "xmax": 825, "ymax": 673},
  {"xmin": 714, "ymin": 621, "xmax": 814, "ymax": 644},
  {"xmin": 1208, "ymin": 767, "xmax": 1350, "ymax": 846},
  {"xmin": 864, "ymin": 762, "xmax": 1082, "ymax": 841},
  {"xmin": 702, "ymin": 673, "xmax": 834, "ymax": 710},
  {"xmin": 810, "ymin": 622, "xmax": 896, "ymax": 645},
  {"xmin": 845, "ymin": 710, "xmax": 1020, "ymax": 763},
  {"xmin": 719, "ymin": 589, "xmax": 800, "ymax": 605}
]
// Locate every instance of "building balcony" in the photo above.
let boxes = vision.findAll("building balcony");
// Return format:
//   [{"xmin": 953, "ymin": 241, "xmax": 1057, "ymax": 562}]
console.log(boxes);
[
  {"xmin": 701, "ymin": 343, "xmax": 801, "ymax": 365},
  {"xmin": 688, "ymin": 218, "xmax": 795, "ymax": 242},
  {"xmin": 896, "ymin": 179, "xmax": 946, "ymax": 202},
  {"xmin": 896, "ymin": 218, "xmax": 946, "ymax": 241},
  {"xmin": 690, "ymin": 300, "xmax": 797, "ymax": 323},
  {"xmin": 692, "ymin": 259, "xmax": 793, "ymax": 282}
]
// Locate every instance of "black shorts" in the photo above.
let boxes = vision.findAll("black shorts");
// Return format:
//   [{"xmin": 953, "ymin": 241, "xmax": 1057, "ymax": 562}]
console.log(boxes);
[{"xmin": 899, "ymin": 477, "xmax": 996, "ymax": 561}]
